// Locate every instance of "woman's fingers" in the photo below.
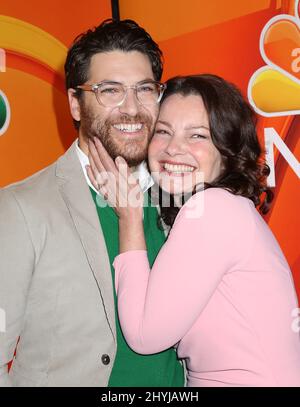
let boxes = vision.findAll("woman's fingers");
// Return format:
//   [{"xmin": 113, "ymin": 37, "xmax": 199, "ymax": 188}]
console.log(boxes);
[
  {"xmin": 115, "ymin": 156, "xmax": 129, "ymax": 183},
  {"xmin": 86, "ymin": 164, "xmax": 99, "ymax": 191},
  {"xmin": 87, "ymin": 164, "xmax": 110, "ymax": 202},
  {"xmin": 88, "ymin": 152, "xmax": 97, "ymax": 178},
  {"xmin": 88, "ymin": 153, "xmax": 106, "ymax": 184},
  {"xmin": 115, "ymin": 156, "xmax": 143, "ymax": 209},
  {"xmin": 88, "ymin": 139, "xmax": 106, "ymax": 173},
  {"xmin": 87, "ymin": 139, "xmax": 142, "ymax": 212},
  {"xmin": 93, "ymin": 137, "xmax": 119, "ymax": 176},
  {"xmin": 88, "ymin": 149, "xmax": 118, "ymax": 207},
  {"xmin": 87, "ymin": 151, "xmax": 109, "ymax": 189}
]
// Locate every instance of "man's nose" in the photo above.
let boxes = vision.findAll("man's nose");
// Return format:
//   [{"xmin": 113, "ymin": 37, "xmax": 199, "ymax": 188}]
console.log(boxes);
[{"xmin": 118, "ymin": 88, "xmax": 140, "ymax": 116}]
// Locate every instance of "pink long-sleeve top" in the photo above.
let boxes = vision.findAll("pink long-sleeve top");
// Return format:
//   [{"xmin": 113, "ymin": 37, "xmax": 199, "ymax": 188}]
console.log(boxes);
[{"xmin": 113, "ymin": 188, "xmax": 300, "ymax": 387}]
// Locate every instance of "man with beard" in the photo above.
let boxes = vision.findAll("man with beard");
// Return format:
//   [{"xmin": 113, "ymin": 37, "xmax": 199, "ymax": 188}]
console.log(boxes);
[{"xmin": 0, "ymin": 20, "xmax": 184, "ymax": 387}]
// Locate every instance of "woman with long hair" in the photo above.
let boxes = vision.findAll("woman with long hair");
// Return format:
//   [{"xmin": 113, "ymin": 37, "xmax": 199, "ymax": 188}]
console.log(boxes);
[{"xmin": 88, "ymin": 74, "xmax": 300, "ymax": 387}]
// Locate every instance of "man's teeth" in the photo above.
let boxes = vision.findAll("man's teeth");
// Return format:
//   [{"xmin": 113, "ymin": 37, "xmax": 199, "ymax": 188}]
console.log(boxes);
[
  {"xmin": 113, "ymin": 123, "xmax": 143, "ymax": 132},
  {"xmin": 163, "ymin": 163, "xmax": 195, "ymax": 173}
]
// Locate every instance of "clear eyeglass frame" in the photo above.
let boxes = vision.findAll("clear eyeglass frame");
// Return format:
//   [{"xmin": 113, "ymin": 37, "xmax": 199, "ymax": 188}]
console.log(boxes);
[{"xmin": 76, "ymin": 80, "xmax": 166, "ymax": 107}]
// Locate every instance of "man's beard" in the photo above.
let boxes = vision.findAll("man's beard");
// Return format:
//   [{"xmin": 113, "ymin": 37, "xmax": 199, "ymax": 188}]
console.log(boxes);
[{"xmin": 80, "ymin": 105, "xmax": 154, "ymax": 167}]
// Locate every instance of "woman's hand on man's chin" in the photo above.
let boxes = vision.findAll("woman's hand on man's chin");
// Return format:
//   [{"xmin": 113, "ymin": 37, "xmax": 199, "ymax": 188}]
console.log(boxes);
[{"xmin": 86, "ymin": 137, "xmax": 144, "ymax": 219}]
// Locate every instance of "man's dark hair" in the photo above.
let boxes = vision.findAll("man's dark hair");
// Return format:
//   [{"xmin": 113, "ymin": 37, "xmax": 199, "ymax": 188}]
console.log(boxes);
[
  {"xmin": 65, "ymin": 19, "xmax": 163, "ymax": 119},
  {"xmin": 158, "ymin": 74, "xmax": 273, "ymax": 227}
]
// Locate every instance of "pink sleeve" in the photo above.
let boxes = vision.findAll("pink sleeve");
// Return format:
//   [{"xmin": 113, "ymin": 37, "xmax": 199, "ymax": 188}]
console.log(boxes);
[{"xmin": 113, "ymin": 189, "xmax": 252, "ymax": 354}]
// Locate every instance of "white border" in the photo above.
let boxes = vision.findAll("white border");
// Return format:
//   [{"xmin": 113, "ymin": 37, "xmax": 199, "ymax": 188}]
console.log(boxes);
[{"xmin": 0, "ymin": 90, "xmax": 11, "ymax": 136}]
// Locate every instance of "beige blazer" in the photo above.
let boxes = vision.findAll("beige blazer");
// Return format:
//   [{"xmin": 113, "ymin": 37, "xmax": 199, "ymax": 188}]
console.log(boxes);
[{"xmin": 0, "ymin": 141, "xmax": 117, "ymax": 386}]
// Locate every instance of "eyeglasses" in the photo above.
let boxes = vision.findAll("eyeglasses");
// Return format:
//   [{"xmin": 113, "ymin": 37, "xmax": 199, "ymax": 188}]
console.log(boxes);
[{"xmin": 76, "ymin": 80, "xmax": 166, "ymax": 107}]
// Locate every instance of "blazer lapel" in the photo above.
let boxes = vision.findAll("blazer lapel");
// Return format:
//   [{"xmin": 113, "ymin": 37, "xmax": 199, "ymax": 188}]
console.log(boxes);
[{"xmin": 56, "ymin": 142, "xmax": 116, "ymax": 341}]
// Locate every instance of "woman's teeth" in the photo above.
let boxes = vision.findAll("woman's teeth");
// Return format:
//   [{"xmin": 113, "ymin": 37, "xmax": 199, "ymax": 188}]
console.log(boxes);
[
  {"xmin": 113, "ymin": 123, "xmax": 143, "ymax": 132},
  {"xmin": 163, "ymin": 163, "xmax": 195, "ymax": 173}
]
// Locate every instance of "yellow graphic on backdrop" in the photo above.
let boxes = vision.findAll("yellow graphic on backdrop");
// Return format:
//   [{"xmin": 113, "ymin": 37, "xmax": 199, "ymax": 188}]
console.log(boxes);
[
  {"xmin": 0, "ymin": 15, "xmax": 67, "ymax": 76},
  {"xmin": 248, "ymin": 0, "xmax": 300, "ymax": 116}
]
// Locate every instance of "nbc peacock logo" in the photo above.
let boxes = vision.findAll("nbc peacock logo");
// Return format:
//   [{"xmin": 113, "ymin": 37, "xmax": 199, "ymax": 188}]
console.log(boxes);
[
  {"xmin": 0, "ymin": 90, "xmax": 10, "ymax": 136},
  {"xmin": 248, "ymin": 0, "xmax": 300, "ymax": 117},
  {"xmin": 0, "ymin": 48, "xmax": 10, "ymax": 136}
]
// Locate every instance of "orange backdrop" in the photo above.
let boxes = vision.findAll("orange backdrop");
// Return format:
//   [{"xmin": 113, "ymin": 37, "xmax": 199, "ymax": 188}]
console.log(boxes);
[{"xmin": 0, "ymin": 0, "xmax": 112, "ymax": 184}]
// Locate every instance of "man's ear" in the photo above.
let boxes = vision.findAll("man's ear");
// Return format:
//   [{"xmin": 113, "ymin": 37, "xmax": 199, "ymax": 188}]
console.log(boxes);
[{"xmin": 67, "ymin": 88, "xmax": 81, "ymax": 122}]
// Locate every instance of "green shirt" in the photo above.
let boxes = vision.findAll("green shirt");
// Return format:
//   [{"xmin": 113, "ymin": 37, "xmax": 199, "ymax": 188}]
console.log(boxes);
[{"xmin": 90, "ymin": 187, "xmax": 184, "ymax": 387}]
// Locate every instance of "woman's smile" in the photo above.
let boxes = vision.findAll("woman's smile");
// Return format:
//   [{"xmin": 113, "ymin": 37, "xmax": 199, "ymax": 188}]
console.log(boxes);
[
  {"xmin": 149, "ymin": 93, "xmax": 223, "ymax": 194},
  {"xmin": 159, "ymin": 160, "xmax": 197, "ymax": 177}
]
